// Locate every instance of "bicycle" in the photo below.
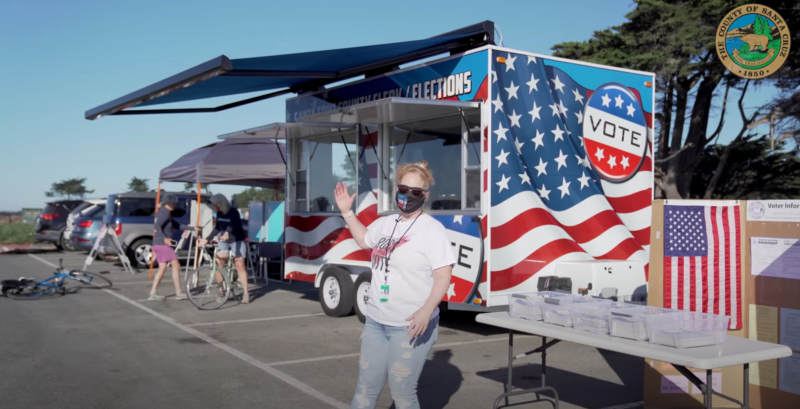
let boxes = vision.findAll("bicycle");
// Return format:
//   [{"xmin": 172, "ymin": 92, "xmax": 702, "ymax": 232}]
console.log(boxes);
[
  {"xmin": 1, "ymin": 259, "xmax": 113, "ymax": 300},
  {"xmin": 185, "ymin": 239, "xmax": 246, "ymax": 310}
]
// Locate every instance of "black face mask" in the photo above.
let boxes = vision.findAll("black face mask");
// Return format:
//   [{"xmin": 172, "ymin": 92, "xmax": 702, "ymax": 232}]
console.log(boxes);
[{"xmin": 396, "ymin": 191, "xmax": 425, "ymax": 214}]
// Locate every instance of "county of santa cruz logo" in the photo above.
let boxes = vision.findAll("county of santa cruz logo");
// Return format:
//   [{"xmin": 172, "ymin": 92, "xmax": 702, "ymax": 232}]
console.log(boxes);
[
  {"xmin": 716, "ymin": 4, "xmax": 791, "ymax": 79},
  {"xmin": 582, "ymin": 83, "xmax": 648, "ymax": 183},
  {"xmin": 748, "ymin": 201, "xmax": 765, "ymax": 219}
]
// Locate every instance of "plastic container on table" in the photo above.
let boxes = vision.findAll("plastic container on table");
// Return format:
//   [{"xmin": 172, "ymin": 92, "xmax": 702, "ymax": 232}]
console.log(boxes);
[
  {"xmin": 507, "ymin": 291, "xmax": 570, "ymax": 321},
  {"xmin": 541, "ymin": 295, "xmax": 612, "ymax": 327},
  {"xmin": 646, "ymin": 311, "xmax": 731, "ymax": 348},
  {"xmin": 607, "ymin": 306, "xmax": 681, "ymax": 341},
  {"xmin": 572, "ymin": 301, "xmax": 640, "ymax": 335}
]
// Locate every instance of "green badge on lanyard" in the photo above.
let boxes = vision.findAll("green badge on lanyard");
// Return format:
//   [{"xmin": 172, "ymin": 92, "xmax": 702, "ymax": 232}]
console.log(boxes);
[{"xmin": 379, "ymin": 285, "xmax": 390, "ymax": 303}]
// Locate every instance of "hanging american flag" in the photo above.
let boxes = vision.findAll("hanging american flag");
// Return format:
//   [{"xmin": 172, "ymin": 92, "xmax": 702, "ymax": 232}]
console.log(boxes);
[
  {"xmin": 489, "ymin": 51, "xmax": 653, "ymax": 294},
  {"xmin": 663, "ymin": 202, "xmax": 741, "ymax": 329}
]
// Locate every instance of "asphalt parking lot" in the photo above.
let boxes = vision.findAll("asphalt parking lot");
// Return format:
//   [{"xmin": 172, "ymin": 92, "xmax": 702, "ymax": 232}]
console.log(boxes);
[{"xmin": 0, "ymin": 251, "xmax": 645, "ymax": 409}]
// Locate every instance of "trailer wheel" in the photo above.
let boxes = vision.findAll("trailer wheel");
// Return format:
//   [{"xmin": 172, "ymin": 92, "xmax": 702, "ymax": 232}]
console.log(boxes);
[
  {"xmin": 353, "ymin": 272, "xmax": 372, "ymax": 323},
  {"xmin": 319, "ymin": 267, "xmax": 354, "ymax": 317}
]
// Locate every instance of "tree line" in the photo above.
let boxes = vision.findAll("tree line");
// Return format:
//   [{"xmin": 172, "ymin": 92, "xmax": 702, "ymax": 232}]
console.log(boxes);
[{"xmin": 552, "ymin": 0, "xmax": 800, "ymax": 199}]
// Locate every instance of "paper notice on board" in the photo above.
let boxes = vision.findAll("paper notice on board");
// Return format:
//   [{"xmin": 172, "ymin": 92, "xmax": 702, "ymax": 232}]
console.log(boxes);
[
  {"xmin": 781, "ymin": 308, "xmax": 800, "ymax": 352},
  {"xmin": 691, "ymin": 372, "xmax": 722, "ymax": 395},
  {"xmin": 661, "ymin": 375, "xmax": 690, "ymax": 394},
  {"xmin": 750, "ymin": 359, "xmax": 778, "ymax": 389},
  {"xmin": 749, "ymin": 304, "xmax": 779, "ymax": 344},
  {"xmin": 779, "ymin": 353, "xmax": 800, "ymax": 396},
  {"xmin": 750, "ymin": 237, "xmax": 800, "ymax": 280},
  {"xmin": 747, "ymin": 200, "xmax": 800, "ymax": 222}
]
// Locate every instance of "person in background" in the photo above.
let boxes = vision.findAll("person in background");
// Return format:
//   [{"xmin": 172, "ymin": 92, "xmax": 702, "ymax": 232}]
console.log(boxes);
[
  {"xmin": 149, "ymin": 194, "xmax": 199, "ymax": 301},
  {"xmin": 198, "ymin": 194, "xmax": 251, "ymax": 304},
  {"xmin": 334, "ymin": 161, "xmax": 454, "ymax": 409}
]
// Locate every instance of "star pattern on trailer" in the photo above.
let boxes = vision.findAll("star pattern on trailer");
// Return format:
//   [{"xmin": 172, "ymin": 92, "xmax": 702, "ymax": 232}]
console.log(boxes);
[
  {"xmin": 551, "ymin": 75, "xmax": 565, "ymax": 94},
  {"xmin": 508, "ymin": 110, "xmax": 522, "ymax": 128},
  {"xmin": 572, "ymin": 88, "xmax": 584, "ymax": 104},
  {"xmin": 494, "ymin": 123, "xmax": 509, "ymax": 142},
  {"xmin": 534, "ymin": 157, "xmax": 548, "ymax": 176},
  {"xmin": 504, "ymin": 54, "xmax": 517, "ymax": 72},
  {"xmin": 529, "ymin": 101, "xmax": 542, "ymax": 124},
  {"xmin": 490, "ymin": 53, "xmax": 610, "ymax": 213},
  {"xmin": 505, "ymin": 81, "xmax": 520, "ymax": 100},
  {"xmin": 532, "ymin": 129, "xmax": 545, "ymax": 150},
  {"xmin": 526, "ymin": 73, "xmax": 539, "ymax": 93}
]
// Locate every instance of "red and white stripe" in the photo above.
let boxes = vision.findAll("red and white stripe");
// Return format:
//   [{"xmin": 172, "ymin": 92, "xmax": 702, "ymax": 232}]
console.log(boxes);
[{"xmin": 664, "ymin": 204, "xmax": 741, "ymax": 330}]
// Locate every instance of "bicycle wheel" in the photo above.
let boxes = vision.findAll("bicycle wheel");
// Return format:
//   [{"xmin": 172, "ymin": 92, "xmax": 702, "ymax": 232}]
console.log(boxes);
[
  {"xmin": 186, "ymin": 266, "xmax": 230, "ymax": 310},
  {"xmin": 69, "ymin": 271, "xmax": 113, "ymax": 289},
  {"xmin": 5, "ymin": 281, "xmax": 62, "ymax": 300}
]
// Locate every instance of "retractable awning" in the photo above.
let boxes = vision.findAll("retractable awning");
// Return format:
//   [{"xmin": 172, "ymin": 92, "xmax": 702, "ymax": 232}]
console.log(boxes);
[{"xmin": 85, "ymin": 21, "xmax": 494, "ymax": 120}]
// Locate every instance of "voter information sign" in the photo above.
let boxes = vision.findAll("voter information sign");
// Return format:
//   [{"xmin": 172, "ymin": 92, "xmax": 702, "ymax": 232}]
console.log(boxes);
[{"xmin": 583, "ymin": 83, "xmax": 648, "ymax": 183}]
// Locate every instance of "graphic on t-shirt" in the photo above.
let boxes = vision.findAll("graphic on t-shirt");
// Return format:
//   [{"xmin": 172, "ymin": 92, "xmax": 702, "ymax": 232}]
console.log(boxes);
[{"xmin": 371, "ymin": 236, "xmax": 410, "ymax": 272}]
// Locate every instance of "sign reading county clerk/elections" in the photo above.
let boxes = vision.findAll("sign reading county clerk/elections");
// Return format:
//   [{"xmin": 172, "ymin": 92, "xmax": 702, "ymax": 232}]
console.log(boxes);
[{"xmin": 582, "ymin": 83, "xmax": 648, "ymax": 183}]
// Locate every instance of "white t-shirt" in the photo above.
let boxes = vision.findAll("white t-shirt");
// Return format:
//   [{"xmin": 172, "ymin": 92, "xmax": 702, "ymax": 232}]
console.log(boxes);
[{"xmin": 363, "ymin": 213, "xmax": 456, "ymax": 327}]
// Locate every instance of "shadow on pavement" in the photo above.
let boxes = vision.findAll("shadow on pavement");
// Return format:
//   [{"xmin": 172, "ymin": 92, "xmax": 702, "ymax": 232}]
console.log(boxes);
[
  {"xmin": 415, "ymin": 349, "xmax": 465, "ymax": 409},
  {"xmin": 476, "ymin": 360, "xmax": 644, "ymax": 409}
]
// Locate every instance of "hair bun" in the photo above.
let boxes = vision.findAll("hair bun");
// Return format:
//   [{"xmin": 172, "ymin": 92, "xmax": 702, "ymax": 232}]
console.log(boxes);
[{"xmin": 417, "ymin": 160, "xmax": 429, "ymax": 169}]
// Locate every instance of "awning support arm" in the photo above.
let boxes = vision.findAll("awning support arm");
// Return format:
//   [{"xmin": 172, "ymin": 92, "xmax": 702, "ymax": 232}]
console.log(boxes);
[
  {"xmin": 459, "ymin": 107, "xmax": 482, "ymax": 165},
  {"xmin": 274, "ymin": 132, "xmax": 295, "ymax": 187},
  {"xmin": 397, "ymin": 130, "xmax": 412, "ymax": 163},
  {"xmin": 339, "ymin": 129, "xmax": 358, "ymax": 176},
  {"xmin": 111, "ymin": 88, "xmax": 292, "ymax": 116},
  {"xmin": 362, "ymin": 125, "xmax": 388, "ymax": 180}
]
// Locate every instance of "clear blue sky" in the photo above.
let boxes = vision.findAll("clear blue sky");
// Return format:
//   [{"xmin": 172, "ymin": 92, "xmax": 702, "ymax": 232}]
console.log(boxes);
[{"xmin": 0, "ymin": 0, "xmax": 783, "ymax": 210}]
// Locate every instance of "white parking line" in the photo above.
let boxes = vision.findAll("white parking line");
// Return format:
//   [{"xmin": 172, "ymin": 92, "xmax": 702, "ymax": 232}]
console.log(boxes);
[
  {"xmin": 186, "ymin": 313, "xmax": 325, "ymax": 327},
  {"xmin": 28, "ymin": 254, "xmax": 348, "ymax": 409},
  {"xmin": 268, "ymin": 335, "xmax": 534, "ymax": 366}
]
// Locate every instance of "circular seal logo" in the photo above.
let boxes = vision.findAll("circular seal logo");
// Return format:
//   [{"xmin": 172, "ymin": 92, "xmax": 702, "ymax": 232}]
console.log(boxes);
[
  {"xmin": 748, "ymin": 201, "xmax": 765, "ymax": 219},
  {"xmin": 716, "ymin": 4, "xmax": 791, "ymax": 79},
  {"xmin": 582, "ymin": 83, "xmax": 648, "ymax": 183}
]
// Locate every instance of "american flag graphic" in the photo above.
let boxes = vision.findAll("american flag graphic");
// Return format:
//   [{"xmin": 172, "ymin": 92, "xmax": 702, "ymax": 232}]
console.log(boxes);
[
  {"xmin": 488, "ymin": 51, "xmax": 653, "ymax": 294},
  {"xmin": 663, "ymin": 202, "xmax": 741, "ymax": 330}
]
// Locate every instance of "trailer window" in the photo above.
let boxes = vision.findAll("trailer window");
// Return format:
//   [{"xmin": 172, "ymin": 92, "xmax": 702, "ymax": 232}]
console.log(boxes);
[
  {"xmin": 290, "ymin": 131, "xmax": 358, "ymax": 213},
  {"xmin": 383, "ymin": 112, "xmax": 481, "ymax": 213}
]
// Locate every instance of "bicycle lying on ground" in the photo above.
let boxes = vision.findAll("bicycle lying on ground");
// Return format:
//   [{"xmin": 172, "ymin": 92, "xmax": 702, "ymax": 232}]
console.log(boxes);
[
  {"xmin": 1, "ymin": 259, "xmax": 113, "ymax": 300},
  {"xmin": 185, "ymin": 239, "xmax": 247, "ymax": 310}
]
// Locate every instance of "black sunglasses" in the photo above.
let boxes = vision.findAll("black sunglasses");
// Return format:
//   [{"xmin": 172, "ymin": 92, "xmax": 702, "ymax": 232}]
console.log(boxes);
[{"xmin": 397, "ymin": 184, "xmax": 427, "ymax": 197}]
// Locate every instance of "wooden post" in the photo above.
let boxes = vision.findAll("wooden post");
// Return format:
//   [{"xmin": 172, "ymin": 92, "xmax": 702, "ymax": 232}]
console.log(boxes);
[{"xmin": 148, "ymin": 182, "xmax": 162, "ymax": 280}]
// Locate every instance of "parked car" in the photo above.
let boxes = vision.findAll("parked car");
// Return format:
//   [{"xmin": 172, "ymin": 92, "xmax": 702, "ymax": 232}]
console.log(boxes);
[
  {"xmin": 34, "ymin": 200, "xmax": 87, "ymax": 250},
  {"xmin": 68, "ymin": 204, "xmax": 106, "ymax": 252},
  {"xmin": 63, "ymin": 199, "xmax": 106, "ymax": 251},
  {"xmin": 100, "ymin": 191, "xmax": 212, "ymax": 267}
]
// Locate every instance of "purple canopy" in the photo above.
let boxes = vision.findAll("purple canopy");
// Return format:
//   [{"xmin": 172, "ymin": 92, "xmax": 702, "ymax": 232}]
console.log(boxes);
[{"xmin": 160, "ymin": 139, "xmax": 286, "ymax": 188}]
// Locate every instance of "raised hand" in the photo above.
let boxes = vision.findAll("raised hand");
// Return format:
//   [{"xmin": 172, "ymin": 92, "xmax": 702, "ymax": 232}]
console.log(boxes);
[{"xmin": 334, "ymin": 182, "xmax": 356, "ymax": 214}]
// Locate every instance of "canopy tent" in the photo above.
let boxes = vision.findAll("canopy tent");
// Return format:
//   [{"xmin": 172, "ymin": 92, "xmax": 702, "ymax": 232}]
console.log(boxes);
[
  {"xmin": 84, "ymin": 21, "xmax": 495, "ymax": 119},
  {"xmin": 159, "ymin": 138, "xmax": 286, "ymax": 189},
  {"xmin": 150, "ymin": 138, "xmax": 286, "ymax": 279}
]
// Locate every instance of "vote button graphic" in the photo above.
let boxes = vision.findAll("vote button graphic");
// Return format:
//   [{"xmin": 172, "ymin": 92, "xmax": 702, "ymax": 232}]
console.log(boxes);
[{"xmin": 582, "ymin": 83, "xmax": 648, "ymax": 183}]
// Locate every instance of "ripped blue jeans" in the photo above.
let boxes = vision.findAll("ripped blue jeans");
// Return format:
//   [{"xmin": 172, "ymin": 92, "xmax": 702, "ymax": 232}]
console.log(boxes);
[{"xmin": 351, "ymin": 316, "xmax": 439, "ymax": 409}]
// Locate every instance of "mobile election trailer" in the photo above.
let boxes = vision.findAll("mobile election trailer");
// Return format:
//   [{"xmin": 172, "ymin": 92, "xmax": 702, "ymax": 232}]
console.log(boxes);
[
  {"xmin": 219, "ymin": 45, "xmax": 656, "ymax": 321},
  {"xmin": 85, "ymin": 22, "xmax": 654, "ymax": 322}
]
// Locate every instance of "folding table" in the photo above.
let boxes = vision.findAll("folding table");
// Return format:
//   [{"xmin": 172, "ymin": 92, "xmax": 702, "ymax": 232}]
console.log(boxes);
[{"xmin": 476, "ymin": 312, "xmax": 792, "ymax": 409}]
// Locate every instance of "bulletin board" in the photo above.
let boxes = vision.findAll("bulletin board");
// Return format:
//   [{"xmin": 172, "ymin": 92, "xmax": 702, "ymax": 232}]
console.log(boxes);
[
  {"xmin": 743, "ymin": 199, "xmax": 800, "ymax": 408},
  {"xmin": 643, "ymin": 200, "xmax": 748, "ymax": 408}
]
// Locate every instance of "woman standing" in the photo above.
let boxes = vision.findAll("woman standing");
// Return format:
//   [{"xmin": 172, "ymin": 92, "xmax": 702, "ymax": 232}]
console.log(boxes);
[
  {"xmin": 334, "ymin": 161, "xmax": 454, "ymax": 409},
  {"xmin": 149, "ymin": 194, "xmax": 199, "ymax": 300}
]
